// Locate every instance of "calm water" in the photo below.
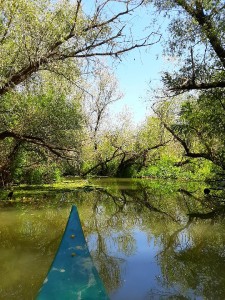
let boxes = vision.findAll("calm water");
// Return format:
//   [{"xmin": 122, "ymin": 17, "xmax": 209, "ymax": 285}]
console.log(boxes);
[{"xmin": 0, "ymin": 178, "xmax": 225, "ymax": 300}]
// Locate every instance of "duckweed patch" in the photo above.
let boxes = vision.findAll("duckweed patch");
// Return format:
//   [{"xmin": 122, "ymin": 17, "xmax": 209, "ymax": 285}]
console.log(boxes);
[{"xmin": 0, "ymin": 178, "xmax": 94, "ymax": 202}]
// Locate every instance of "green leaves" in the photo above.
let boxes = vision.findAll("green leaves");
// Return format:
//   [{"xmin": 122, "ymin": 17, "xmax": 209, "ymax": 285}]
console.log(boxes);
[{"xmin": 150, "ymin": 0, "xmax": 225, "ymax": 92}]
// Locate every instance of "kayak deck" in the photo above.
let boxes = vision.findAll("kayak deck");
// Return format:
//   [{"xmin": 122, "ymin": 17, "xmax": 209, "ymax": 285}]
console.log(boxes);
[{"xmin": 36, "ymin": 206, "xmax": 109, "ymax": 300}]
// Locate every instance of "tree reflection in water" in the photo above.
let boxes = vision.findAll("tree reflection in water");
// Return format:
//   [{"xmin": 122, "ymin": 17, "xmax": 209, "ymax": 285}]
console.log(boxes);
[
  {"xmin": 79, "ymin": 180, "xmax": 225, "ymax": 299},
  {"xmin": 0, "ymin": 179, "xmax": 225, "ymax": 299}
]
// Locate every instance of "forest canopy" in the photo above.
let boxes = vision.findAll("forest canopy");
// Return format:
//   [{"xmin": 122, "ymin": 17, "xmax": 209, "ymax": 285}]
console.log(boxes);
[{"xmin": 0, "ymin": 0, "xmax": 225, "ymax": 186}]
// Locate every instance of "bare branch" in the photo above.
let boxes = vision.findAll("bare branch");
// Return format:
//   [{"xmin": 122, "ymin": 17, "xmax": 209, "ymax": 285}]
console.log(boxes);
[
  {"xmin": 0, "ymin": 1, "xmax": 160, "ymax": 97},
  {"xmin": 82, "ymin": 147, "xmax": 122, "ymax": 176},
  {"xmin": 0, "ymin": 130, "xmax": 77, "ymax": 159},
  {"xmin": 170, "ymin": 80, "xmax": 225, "ymax": 91},
  {"xmin": 175, "ymin": 0, "xmax": 225, "ymax": 67}
]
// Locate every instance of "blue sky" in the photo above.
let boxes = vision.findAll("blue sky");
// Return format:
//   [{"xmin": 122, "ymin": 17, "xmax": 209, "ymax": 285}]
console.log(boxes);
[
  {"xmin": 82, "ymin": 1, "xmax": 174, "ymax": 126},
  {"xmin": 112, "ymin": 43, "xmax": 164, "ymax": 125},
  {"xmin": 108, "ymin": 5, "xmax": 171, "ymax": 125}
]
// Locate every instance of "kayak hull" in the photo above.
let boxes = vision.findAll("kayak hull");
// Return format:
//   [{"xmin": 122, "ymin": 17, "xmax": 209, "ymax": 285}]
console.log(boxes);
[{"xmin": 36, "ymin": 206, "xmax": 109, "ymax": 300}]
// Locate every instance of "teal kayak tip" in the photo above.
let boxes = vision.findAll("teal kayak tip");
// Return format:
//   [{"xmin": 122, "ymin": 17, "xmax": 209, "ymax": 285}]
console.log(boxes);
[{"xmin": 36, "ymin": 206, "xmax": 109, "ymax": 300}]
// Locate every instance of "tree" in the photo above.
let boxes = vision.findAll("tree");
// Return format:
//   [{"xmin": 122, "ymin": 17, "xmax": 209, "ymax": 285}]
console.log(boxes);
[
  {"xmin": 0, "ymin": 0, "xmax": 160, "ymax": 184},
  {"xmin": 82, "ymin": 111, "xmax": 169, "ymax": 177},
  {"xmin": 148, "ymin": 0, "xmax": 225, "ymax": 173},
  {"xmin": 0, "ymin": 0, "xmax": 159, "ymax": 97},
  {"xmin": 83, "ymin": 65, "xmax": 123, "ymax": 151},
  {"xmin": 148, "ymin": 0, "xmax": 225, "ymax": 93},
  {"xmin": 0, "ymin": 78, "xmax": 84, "ymax": 185},
  {"xmin": 114, "ymin": 115, "xmax": 170, "ymax": 177},
  {"xmin": 153, "ymin": 91, "xmax": 225, "ymax": 172}
]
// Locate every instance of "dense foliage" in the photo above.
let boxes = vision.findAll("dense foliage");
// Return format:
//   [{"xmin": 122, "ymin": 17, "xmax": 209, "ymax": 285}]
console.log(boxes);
[
  {"xmin": 149, "ymin": 0, "xmax": 225, "ymax": 178},
  {"xmin": 0, "ymin": 0, "xmax": 225, "ymax": 185},
  {"xmin": 0, "ymin": 0, "xmax": 158, "ymax": 186}
]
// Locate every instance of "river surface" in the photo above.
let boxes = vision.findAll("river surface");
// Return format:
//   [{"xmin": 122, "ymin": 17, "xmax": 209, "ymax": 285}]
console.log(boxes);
[{"xmin": 0, "ymin": 178, "xmax": 225, "ymax": 300}]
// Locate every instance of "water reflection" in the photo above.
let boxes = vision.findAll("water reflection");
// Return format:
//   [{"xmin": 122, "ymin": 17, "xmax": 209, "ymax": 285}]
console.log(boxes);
[{"xmin": 0, "ymin": 179, "xmax": 225, "ymax": 299}]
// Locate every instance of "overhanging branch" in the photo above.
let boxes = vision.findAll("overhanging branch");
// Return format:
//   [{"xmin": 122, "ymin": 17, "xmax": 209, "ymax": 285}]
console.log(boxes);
[
  {"xmin": 0, "ymin": 130, "xmax": 76, "ymax": 159},
  {"xmin": 161, "ymin": 121, "xmax": 212, "ymax": 160},
  {"xmin": 170, "ymin": 80, "xmax": 225, "ymax": 91},
  {"xmin": 0, "ymin": 0, "xmax": 160, "ymax": 97}
]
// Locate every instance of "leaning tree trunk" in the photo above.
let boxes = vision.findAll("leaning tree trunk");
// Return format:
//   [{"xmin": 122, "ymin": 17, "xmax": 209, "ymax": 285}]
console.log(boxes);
[{"xmin": 0, "ymin": 141, "xmax": 21, "ymax": 187}]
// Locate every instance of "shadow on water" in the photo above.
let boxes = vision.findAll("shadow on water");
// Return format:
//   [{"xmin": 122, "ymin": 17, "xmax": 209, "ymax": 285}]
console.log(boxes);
[{"xmin": 0, "ymin": 178, "xmax": 225, "ymax": 299}]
